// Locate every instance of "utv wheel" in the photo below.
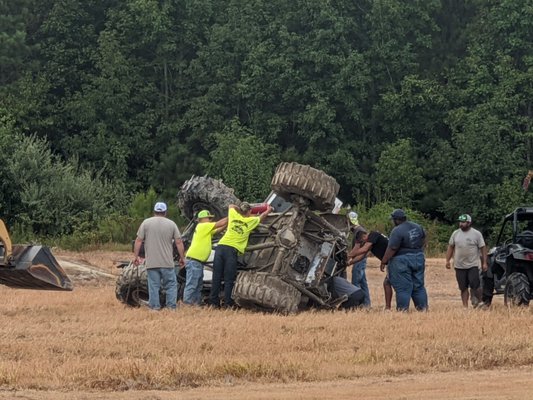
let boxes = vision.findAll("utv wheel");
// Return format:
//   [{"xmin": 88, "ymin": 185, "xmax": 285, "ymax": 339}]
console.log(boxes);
[
  {"xmin": 177, "ymin": 176, "xmax": 240, "ymax": 220},
  {"xmin": 115, "ymin": 262, "xmax": 166, "ymax": 307},
  {"xmin": 232, "ymin": 271, "xmax": 301, "ymax": 313},
  {"xmin": 116, "ymin": 262, "xmax": 149, "ymax": 307},
  {"xmin": 504, "ymin": 272, "xmax": 530, "ymax": 307},
  {"xmin": 271, "ymin": 162, "xmax": 339, "ymax": 212}
]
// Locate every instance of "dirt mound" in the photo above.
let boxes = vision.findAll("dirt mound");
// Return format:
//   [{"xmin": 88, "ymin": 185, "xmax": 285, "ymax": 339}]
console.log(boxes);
[{"xmin": 53, "ymin": 250, "xmax": 132, "ymax": 286}]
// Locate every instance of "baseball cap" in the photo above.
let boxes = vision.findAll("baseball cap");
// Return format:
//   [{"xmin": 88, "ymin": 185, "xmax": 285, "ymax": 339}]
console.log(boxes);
[
  {"xmin": 154, "ymin": 202, "xmax": 167, "ymax": 212},
  {"xmin": 458, "ymin": 214, "xmax": 472, "ymax": 223},
  {"xmin": 348, "ymin": 211, "xmax": 359, "ymax": 225},
  {"xmin": 197, "ymin": 210, "xmax": 214, "ymax": 219},
  {"xmin": 240, "ymin": 202, "xmax": 251, "ymax": 213},
  {"xmin": 390, "ymin": 209, "xmax": 406, "ymax": 219}
]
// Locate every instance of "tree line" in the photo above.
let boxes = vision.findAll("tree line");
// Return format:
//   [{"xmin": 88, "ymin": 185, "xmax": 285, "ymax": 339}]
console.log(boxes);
[{"xmin": 0, "ymin": 0, "xmax": 531, "ymax": 239}]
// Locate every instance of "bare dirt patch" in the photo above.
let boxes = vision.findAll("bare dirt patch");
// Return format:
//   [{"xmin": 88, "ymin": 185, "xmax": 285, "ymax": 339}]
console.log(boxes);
[
  {"xmin": 1, "ymin": 369, "xmax": 532, "ymax": 399},
  {"xmin": 53, "ymin": 250, "xmax": 131, "ymax": 286}
]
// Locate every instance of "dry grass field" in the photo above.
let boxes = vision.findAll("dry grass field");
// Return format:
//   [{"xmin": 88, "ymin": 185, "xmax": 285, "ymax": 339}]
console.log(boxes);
[{"xmin": 1, "ymin": 251, "xmax": 533, "ymax": 399}]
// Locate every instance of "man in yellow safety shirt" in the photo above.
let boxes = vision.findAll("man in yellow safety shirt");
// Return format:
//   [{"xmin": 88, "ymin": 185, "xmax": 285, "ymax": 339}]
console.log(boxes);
[
  {"xmin": 208, "ymin": 202, "xmax": 272, "ymax": 308},
  {"xmin": 183, "ymin": 210, "xmax": 228, "ymax": 305}
]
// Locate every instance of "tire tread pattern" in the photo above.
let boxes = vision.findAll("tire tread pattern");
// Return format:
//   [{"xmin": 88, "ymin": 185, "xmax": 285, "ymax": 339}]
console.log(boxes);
[
  {"xmin": 504, "ymin": 272, "xmax": 530, "ymax": 307},
  {"xmin": 177, "ymin": 176, "xmax": 239, "ymax": 220},
  {"xmin": 271, "ymin": 162, "xmax": 339, "ymax": 211},
  {"xmin": 232, "ymin": 271, "xmax": 301, "ymax": 313}
]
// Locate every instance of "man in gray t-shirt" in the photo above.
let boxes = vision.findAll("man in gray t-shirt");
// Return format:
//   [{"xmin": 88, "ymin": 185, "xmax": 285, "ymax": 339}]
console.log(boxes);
[
  {"xmin": 445, "ymin": 214, "xmax": 487, "ymax": 308},
  {"xmin": 133, "ymin": 202, "xmax": 186, "ymax": 310}
]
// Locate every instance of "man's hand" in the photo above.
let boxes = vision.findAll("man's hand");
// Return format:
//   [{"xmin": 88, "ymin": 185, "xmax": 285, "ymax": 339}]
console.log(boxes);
[
  {"xmin": 380, "ymin": 262, "xmax": 386, "ymax": 272},
  {"xmin": 481, "ymin": 263, "xmax": 488, "ymax": 272},
  {"xmin": 445, "ymin": 260, "xmax": 451, "ymax": 269},
  {"xmin": 133, "ymin": 256, "xmax": 142, "ymax": 266},
  {"xmin": 179, "ymin": 257, "xmax": 186, "ymax": 268}
]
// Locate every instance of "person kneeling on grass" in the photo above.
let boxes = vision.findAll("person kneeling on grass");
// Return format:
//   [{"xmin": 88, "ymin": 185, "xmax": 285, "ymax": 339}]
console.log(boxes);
[
  {"xmin": 183, "ymin": 210, "xmax": 228, "ymax": 306},
  {"xmin": 348, "ymin": 228, "xmax": 393, "ymax": 310},
  {"xmin": 329, "ymin": 276, "xmax": 365, "ymax": 309}
]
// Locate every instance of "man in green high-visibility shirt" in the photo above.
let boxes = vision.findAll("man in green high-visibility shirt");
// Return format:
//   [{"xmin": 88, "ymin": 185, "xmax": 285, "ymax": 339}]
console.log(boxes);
[
  {"xmin": 183, "ymin": 210, "xmax": 228, "ymax": 305},
  {"xmin": 208, "ymin": 202, "xmax": 272, "ymax": 308}
]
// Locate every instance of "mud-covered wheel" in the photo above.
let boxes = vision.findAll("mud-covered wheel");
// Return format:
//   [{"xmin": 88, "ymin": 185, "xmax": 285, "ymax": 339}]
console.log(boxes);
[
  {"xmin": 177, "ymin": 176, "xmax": 240, "ymax": 220},
  {"xmin": 270, "ymin": 162, "xmax": 339, "ymax": 212},
  {"xmin": 115, "ymin": 262, "xmax": 167, "ymax": 307},
  {"xmin": 504, "ymin": 272, "xmax": 530, "ymax": 307},
  {"xmin": 116, "ymin": 262, "xmax": 149, "ymax": 307},
  {"xmin": 232, "ymin": 271, "xmax": 301, "ymax": 313}
]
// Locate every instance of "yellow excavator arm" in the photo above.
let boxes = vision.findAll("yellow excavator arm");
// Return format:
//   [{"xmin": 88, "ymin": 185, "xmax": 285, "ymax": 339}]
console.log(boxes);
[{"xmin": 0, "ymin": 219, "xmax": 12, "ymax": 263}]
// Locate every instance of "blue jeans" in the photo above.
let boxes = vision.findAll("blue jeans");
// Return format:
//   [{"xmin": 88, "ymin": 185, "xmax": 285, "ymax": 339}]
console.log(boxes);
[
  {"xmin": 388, "ymin": 253, "xmax": 428, "ymax": 311},
  {"xmin": 147, "ymin": 268, "xmax": 178, "ymax": 310},
  {"xmin": 209, "ymin": 244, "xmax": 238, "ymax": 307},
  {"xmin": 351, "ymin": 257, "xmax": 371, "ymax": 306},
  {"xmin": 183, "ymin": 259, "xmax": 204, "ymax": 305}
]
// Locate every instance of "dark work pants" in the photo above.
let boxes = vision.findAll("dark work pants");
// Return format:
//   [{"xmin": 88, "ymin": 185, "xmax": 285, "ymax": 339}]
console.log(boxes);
[
  {"xmin": 209, "ymin": 244, "xmax": 238, "ymax": 307},
  {"xmin": 341, "ymin": 289, "xmax": 365, "ymax": 309}
]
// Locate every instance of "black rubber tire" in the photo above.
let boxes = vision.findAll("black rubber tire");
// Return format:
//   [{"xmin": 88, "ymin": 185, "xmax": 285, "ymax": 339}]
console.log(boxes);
[
  {"xmin": 177, "ymin": 176, "xmax": 240, "ymax": 221},
  {"xmin": 115, "ymin": 262, "xmax": 166, "ymax": 307},
  {"xmin": 270, "ymin": 162, "xmax": 339, "ymax": 212},
  {"xmin": 232, "ymin": 271, "xmax": 301, "ymax": 313},
  {"xmin": 115, "ymin": 262, "xmax": 150, "ymax": 307},
  {"xmin": 504, "ymin": 272, "xmax": 530, "ymax": 307}
]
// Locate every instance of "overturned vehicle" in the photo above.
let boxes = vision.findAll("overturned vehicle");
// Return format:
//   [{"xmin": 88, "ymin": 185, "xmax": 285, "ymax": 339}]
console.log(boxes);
[
  {"xmin": 486, "ymin": 207, "xmax": 533, "ymax": 306},
  {"xmin": 116, "ymin": 162, "xmax": 351, "ymax": 313}
]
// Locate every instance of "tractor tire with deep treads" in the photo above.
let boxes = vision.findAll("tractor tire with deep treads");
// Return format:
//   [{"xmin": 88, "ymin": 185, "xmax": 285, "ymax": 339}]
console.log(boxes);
[
  {"xmin": 115, "ymin": 262, "xmax": 150, "ymax": 307},
  {"xmin": 232, "ymin": 271, "xmax": 302, "ymax": 313},
  {"xmin": 115, "ymin": 262, "xmax": 167, "ymax": 307},
  {"xmin": 177, "ymin": 176, "xmax": 240, "ymax": 220},
  {"xmin": 270, "ymin": 162, "xmax": 339, "ymax": 212},
  {"xmin": 504, "ymin": 272, "xmax": 530, "ymax": 307}
]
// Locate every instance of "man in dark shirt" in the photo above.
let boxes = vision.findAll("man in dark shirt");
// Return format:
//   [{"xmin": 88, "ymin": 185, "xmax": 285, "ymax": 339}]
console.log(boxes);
[
  {"xmin": 381, "ymin": 209, "xmax": 428, "ymax": 311},
  {"xmin": 348, "ymin": 229, "xmax": 393, "ymax": 310}
]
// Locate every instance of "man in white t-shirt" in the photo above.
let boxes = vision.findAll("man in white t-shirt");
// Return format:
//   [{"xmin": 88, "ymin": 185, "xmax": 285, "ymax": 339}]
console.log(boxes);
[{"xmin": 445, "ymin": 214, "xmax": 487, "ymax": 308}]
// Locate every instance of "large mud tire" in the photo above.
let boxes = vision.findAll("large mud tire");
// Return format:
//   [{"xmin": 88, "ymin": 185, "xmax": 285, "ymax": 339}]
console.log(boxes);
[
  {"xmin": 270, "ymin": 162, "xmax": 339, "ymax": 212},
  {"xmin": 232, "ymin": 271, "xmax": 301, "ymax": 313},
  {"xmin": 115, "ymin": 262, "xmax": 149, "ymax": 307},
  {"xmin": 115, "ymin": 263, "xmax": 168, "ymax": 307},
  {"xmin": 177, "ymin": 176, "xmax": 240, "ymax": 220},
  {"xmin": 504, "ymin": 272, "xmax": 530, "ymax": 307}
]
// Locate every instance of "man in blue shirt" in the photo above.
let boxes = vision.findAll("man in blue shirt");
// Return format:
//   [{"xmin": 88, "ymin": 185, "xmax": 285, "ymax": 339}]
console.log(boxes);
[{"xmin": 381, "ymin": 209, "xmax": 428, "ymax": 311}]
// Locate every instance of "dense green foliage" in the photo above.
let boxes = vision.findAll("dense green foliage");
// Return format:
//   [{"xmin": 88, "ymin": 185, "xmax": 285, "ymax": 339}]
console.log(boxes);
[{"xmin": 1, "ymin": 0, "xmax": 532, "ymax": 242}]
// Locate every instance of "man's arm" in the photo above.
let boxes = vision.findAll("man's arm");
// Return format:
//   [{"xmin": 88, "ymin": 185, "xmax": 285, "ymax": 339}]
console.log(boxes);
[
  {"xmin": 445, "ymin": 245, "xmax": 454, "ymax": 269},
  {"xmin": 348, "ymin": 252, "xmax": 368, "ymax": 265},
  {"xmin": 258, "ymin": 205, "xmax": 272, "ymax": 223},
  {"xmin": 133, "ymin": 237, "xmax": 143, "ymax": 265},
  {"xmin": 214, "ymin": 217, "xmax": 228, "ymax": 233},
  {"xmin": 480, "ymin": 246, "xmax": 488, "ymax": 271},
  {"xmin": 380, "ymin": 247, "xmax": 398, "ymax": 272},
  {"xmin": 347, "ymin": 242, "xmax": 373, "ymax": 264},
  {"xmin": 175, "ymin": 238, "xmax": 186, "ymax": 267}
]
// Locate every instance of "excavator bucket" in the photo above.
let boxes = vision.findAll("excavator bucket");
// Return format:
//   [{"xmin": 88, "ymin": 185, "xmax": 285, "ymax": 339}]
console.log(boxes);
[{"xmin": 0, "ymin": 245, "xmax": 73, "ymax": 291}]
